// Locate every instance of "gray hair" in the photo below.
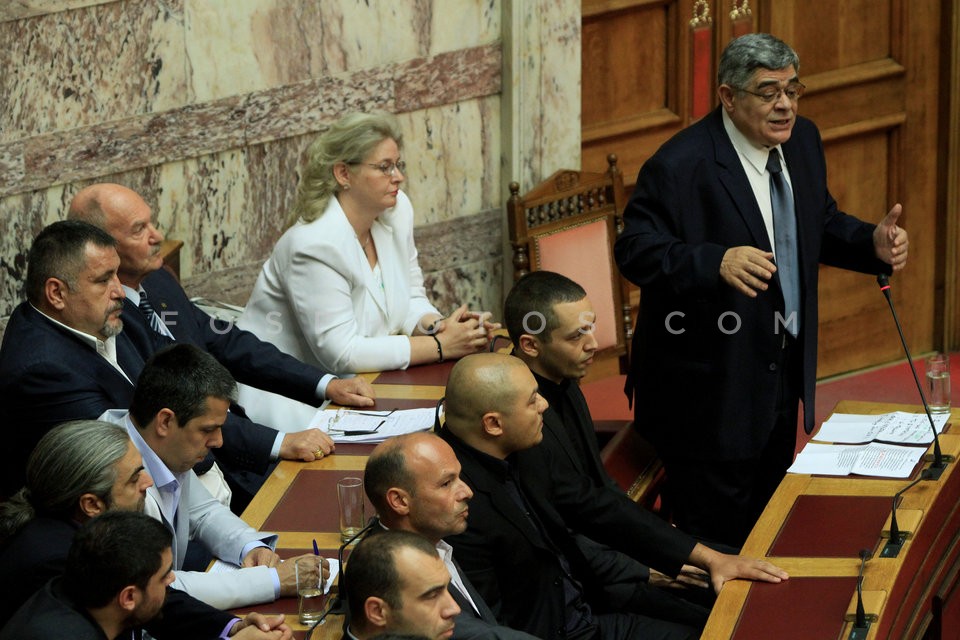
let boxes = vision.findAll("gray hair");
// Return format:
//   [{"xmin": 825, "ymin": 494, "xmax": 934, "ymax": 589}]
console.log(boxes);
[
  {"xmin": 290, "ymin": 112, "xmax": 404, "ymax": 226},
  {"xmin": 718, "ymin": 33, "xmax": 800, "ymax": 90},
  {"xmin": 0, "ymin": 420, "xmax": 130, "ymax": 542}
]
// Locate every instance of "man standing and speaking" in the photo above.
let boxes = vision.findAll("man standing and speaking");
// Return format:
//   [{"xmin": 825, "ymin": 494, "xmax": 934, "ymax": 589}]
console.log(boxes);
[{"xmin": 615, "ymin": 33, "xmax": 909, "ymax": 546}]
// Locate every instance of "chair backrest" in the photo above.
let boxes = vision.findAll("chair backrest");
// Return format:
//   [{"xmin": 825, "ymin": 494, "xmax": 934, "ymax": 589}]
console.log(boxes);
[{"xmin": 506, "ymin": 154, "xmax": 632, "ymax": 363}]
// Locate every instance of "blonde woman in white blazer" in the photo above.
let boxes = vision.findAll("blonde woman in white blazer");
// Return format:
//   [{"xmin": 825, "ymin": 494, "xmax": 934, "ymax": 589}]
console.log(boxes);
[{"xmin": 237, "ymin": 114, "xmax": 494, "ymax": 426}]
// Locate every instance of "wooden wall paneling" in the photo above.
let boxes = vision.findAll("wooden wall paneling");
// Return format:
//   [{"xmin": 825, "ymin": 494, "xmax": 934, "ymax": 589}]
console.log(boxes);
[
  {"xmin": 758, "ymin": 0, "xmax": 940, "ymax": 377},
  {"xmin": 584, "ymin": 0, "xmax": 944, "ymax": 379},
  {"xmin": 582, "ymin": 0, "xmax": 684, "ymax": 184},
  {"xmin": 939, "ymin": 0, "xmax": 960, "ymax": 350},
  {"xmin": 891, "ymin": 0, "xmax": 940, "ymax": 360}
]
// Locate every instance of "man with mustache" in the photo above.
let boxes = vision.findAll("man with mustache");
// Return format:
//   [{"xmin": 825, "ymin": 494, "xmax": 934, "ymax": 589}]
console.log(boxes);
[
  {"xmin": 69, "ymin": 183, "xmax": 376, "ymax": 509},
  {"xmin": 614, "ymin": 33, "xmax": 909, "ymax": 546},
  {"xmin": 0, "ymin": 220, "xmax": 143, "ymax": 496},
  {"xmin": 0, "ymin": 220, "xmax": 304, "ymax": 503}
]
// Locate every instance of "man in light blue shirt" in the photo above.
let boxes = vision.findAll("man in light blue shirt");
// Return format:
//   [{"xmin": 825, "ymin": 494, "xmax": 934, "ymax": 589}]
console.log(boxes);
[{"xmin": 101, "ymin": 342, "xmax": 327, "ymax": 610}]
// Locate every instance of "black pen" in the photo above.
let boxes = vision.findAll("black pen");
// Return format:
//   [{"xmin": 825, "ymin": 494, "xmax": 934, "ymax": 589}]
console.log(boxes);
[{"xmin": 341, "ymin": 420, "xmax": 386, "ymax": 436}]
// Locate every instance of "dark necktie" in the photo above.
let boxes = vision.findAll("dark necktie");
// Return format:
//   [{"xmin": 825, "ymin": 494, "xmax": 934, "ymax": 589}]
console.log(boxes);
[
  {"xmin": 767, "ymin": 149, "xmax": 800, "ymax": 337},
  {"xmin": 138, "ymin": 290, "xmax": 164, "ymax": 335}
]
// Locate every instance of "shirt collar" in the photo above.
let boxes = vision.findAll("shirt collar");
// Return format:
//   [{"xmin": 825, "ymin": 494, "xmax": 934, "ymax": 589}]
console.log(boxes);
[
  {"xmin": 722, "ymin": 108, "xmax": 783, "ymax": 177},
  {"xmin": 122, "ymin": 285, "xmax": 141, "ymax": 306},
  {"xmin": 122, "ymin": 412, "xmax": 180, "ymax": 492},
  {"xmin": 31, "ymin": 303, "xmax": 118, "ymax": 355},
  {"xmin": 443, "ymin": 428, "xmax": 513, "ymax": 482},
  {"xmin": 531, "ymin": 370, "xmax": 569, "ymax": 407}
]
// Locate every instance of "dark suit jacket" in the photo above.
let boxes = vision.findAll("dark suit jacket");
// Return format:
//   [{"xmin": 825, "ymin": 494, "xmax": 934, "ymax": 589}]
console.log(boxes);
[
  {"xmin": 360, "ymin": 524, "xmax": 538, "ymax": 640},
  {"xmin": 615, "ymin": 108, "xmax": 891, "ymax": 460},
  {"xmin": 0, "ymin": 303, "xmax": 268, "ymax": 497},
  {"xmin": 441, "ymin": 429, "xmax": 694, "ymax": 640},
  {"xmin": 535, "ymin": 373, "xmax": 651, "ymax": 585},
  {"xmin": 0, "ymin": 517, "xmax": 234, "ymax": 638},
  {"xmin": 534, "ymin": 373, "xmax": 619, "ymax": 492},
  {"xmin": 0, "ymin": 304, "xmax": 149, "ymax": 496},
  {"xmin": 131, "ymin": 268, "xmax": 326, "ymax": 405}
]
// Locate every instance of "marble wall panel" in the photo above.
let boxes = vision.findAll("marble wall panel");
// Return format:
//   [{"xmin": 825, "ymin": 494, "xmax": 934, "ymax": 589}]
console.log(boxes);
[
  {"xmin": 156, "ymin": 149, "xmax": 251, "ymax": 279},
  {"xmin": 0, "ymin": 189, "xmax": 65, "ymax": 313},
  {"xmin": 419, "ymin": 206, "xmax": 504, "ymax": 317},
  {"xmin": 0, "ymin": 0, "xmax": 188, "ymax": 142},
  {"xmin": 15, "ymin": 96, "xmax": 246, "ymax": 196},
  {"xmin": 0, "ymin": 1, "xmax": 117, "ymax": 23},
  {"xmin": 183, "ymin": 0, "xmax": 500, "ymax": 102},
  {"xmin": 399, "ymin": 96, "xmax": 500, "ymax": 226},
  {"xmin": 0, "ymin": 43, "xmax": 500, "ymax": 197},
  {"xmin": 243, "ymin": 134, "xmax": 313, "ymax": 259},
  {"xmin": 0, "ymin": 0, "xmax": 581, "ymax": 327}
]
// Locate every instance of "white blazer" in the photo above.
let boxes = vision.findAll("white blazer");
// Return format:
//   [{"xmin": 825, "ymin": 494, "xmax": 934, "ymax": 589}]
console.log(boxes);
[{"xmin": 238, "ymin": 190, "xmax": 439, "ymax": 374}]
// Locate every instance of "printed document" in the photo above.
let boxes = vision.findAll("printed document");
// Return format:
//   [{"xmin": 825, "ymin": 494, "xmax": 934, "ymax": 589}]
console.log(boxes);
[{"xmin": 787, "ymin": 441, "xmax": 926, "ymax": 478}]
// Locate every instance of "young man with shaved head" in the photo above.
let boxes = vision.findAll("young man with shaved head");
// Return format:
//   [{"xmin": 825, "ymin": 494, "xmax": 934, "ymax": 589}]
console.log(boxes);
[
  {"xmin": 439, "ymin": 353, "xmax": 787, "ymax": 640},
  {"xmin": 364, "ymin": 432, "xmax": 538, "ymax": 640}
]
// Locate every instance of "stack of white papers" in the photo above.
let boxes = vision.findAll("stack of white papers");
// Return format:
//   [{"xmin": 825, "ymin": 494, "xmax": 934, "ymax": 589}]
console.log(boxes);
[
  {"xmin": 788, "ymin": 411, "xmax": 949, "ymax": 478},
  {"xmin": 309, "ymin": 408, "xmax": 436, "ymax": 443}
]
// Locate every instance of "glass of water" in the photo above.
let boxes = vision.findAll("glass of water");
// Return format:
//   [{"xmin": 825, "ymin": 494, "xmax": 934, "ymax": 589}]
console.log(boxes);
[{"xmin": 925, "ymin": 353, "xmax": 951, "ymax": 413}]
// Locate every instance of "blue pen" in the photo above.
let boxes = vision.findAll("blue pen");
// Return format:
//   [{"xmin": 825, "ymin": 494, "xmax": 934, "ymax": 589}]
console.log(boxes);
[{"xmin": 312, "ymin": 539, "xmax": 320, "ymax": 556}]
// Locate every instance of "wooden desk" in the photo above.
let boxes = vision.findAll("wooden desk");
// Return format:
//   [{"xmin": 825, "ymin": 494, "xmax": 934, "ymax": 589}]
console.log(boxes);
[
  {"xmin": 703, "ymin": 401, "xmax": 960, "ymax": 640},
  {"xmin": 235, "ymin": 367, "xmax": 448, "ymax": 638}
]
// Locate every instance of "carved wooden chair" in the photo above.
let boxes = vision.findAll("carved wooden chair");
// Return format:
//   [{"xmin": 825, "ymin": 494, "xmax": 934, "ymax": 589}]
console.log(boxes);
[
  {"xmin": 506, "ymin": 155, "xmax": 667, "ymax": 514},
  {"xmin": 506, "ymin": 154, "xmax": 633, "ymax": 371}
]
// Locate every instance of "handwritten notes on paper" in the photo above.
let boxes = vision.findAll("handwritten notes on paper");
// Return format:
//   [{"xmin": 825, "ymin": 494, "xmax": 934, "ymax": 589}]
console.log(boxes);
[
  {"xmin": 788, "ymin": 411, "xmax": 950, "ymax": 478},
  {"xmin": 815, "ymin": 411, "xmax": 949, "ymax": 445}
]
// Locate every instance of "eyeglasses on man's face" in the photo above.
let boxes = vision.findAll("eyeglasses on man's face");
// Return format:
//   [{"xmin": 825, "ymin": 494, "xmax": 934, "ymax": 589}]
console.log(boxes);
[
  {"xmin": 351, "ymin": 160, "xmax": 407, "ymax": 177},
  {"xmin": 739, "ymin": 81, "xmax": 806, "ymax": 103}
]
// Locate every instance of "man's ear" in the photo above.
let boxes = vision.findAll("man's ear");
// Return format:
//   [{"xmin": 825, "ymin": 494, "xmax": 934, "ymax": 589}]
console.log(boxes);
[
  {"xmin": 517, "ymin": 334, "xmax": 541, "ymax": 358},
  {"xmin": 480, "ymin": 412, "xmax": 503, "ymax": 437},
  {"xmin": 44, "ymin": 277, "xmax": 70, "ymax": 310},
  {"xmin": 117, "ymin": 585, "xmax": 139, "ymax": 612},
  {"xmin": 364, "ymin": 596, "xmax": 389, "ymax": 628},
  {"xmin": 385, "ymin": 487, "xmax": 411, "ymax": 516},
  {"xmin": 718, "ymin": 84, "xmax": 736, "ymax": 111},
  {"xmin": 154, "ymin": 408, "xmax": 178, "ymax": 437},
  {"xmin": 77, "ymin": 492, "xmax": 107, "ymax": 519}
]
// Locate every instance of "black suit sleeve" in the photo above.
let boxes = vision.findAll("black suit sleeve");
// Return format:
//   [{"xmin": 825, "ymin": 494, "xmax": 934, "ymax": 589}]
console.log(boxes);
[
  {"xmin": 144, "ymin": 587, "xmax": 237, "ymax": 639},
  {"xmin": 216, "ymin": 411, "xmax": 277, "ymax": 474},
  {"xmin": 451, "ymin": 612, "xmax": 542, "ymax": 640},
  {"xmin": 146, "ymin": 269, "xmax": 327, "ymax": 405},
  {"xmin": 521, "ymin": 443, "xmax": 695, "ymax": 578}
]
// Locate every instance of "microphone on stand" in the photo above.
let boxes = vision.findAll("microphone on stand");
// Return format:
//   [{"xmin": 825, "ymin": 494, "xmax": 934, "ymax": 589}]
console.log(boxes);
[
  {"xmin": 876, "ymin": 274, "xmax": 952, "ymax": 478},
  {"xmin": 880, "ymin": 469, "xmax": 933, "ymax": 558},
  {"xmin": 851, "ymin": 548, "xmax": 872, "ymax": 633}
]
